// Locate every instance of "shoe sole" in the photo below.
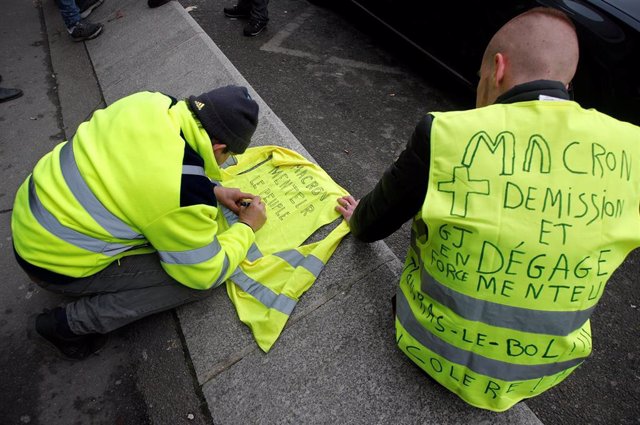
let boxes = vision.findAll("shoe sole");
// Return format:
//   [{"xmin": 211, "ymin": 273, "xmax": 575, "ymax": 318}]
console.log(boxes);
[
  {"xmin": 79, "ymin": 0, "xmax": 105, "ymax": 18},
  {"xmin": 0, "ymin": 90, "xmax": 23, "ymax": 103},
  {"xmin": 72, "ymin": 25, "xmax": 103, "ymax": 42}
]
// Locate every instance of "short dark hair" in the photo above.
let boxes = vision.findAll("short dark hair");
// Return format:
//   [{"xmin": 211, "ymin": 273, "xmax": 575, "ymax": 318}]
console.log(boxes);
[{"xmin": 520, "ymin": 6, "xmax": 576, "ymax": 31}]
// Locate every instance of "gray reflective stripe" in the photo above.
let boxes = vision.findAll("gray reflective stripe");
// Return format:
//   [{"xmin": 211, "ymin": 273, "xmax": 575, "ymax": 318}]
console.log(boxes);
[
  {"xmin": 209, "ymin": 254, "xmax": 230, "ymax": 288},
  {"xmin": 302, "ymin": 255, "xmax": 324, "ymax": 276},
  {"xmin": 28, "ymin": 178, "xmax": 134, "ymax": 256},
  {"xmin": 274, "ymin": 250, "xmax": 325, "ymax": 277},
  {"xmin": 218, "ymin": 205, "xmax": 263, "ymax": 261},
  {"xmin": 158, "ymin": 238, "xmax": 222, "ymax": 265},
  {"xmin": 419, "ymin": 265, "xmax": 594, "ymax": 336},
  {"xmin": 60, "ymin": 142, "xmax": 142, "ymax": 240},
  {"xmin": 276, "ymin": 249, "xmax": 304, "ymax": 266},
  {"xmin": 230, "ymin": 268, "xmax": 297, "ymax": 315},
  {"xmin": 182, "ymin": 165, "xmax": 206, "ymax": 177},
  {"xmin": 409, "ymin": 227, "xmax": 594, "ymax": 336},
  {"xmin": 246, "ymin": 244, "xmax": 263, "ymax": 261},
  {"xmin": 220, "ymin": 204, "xmax": 239, "ymax": 225},
  {"xmin": 396, "ymin": 289, "xmax": 585, "ymax": 382},
  {"xmin": 221, "ymin": 155, "xmax": 238, "ymax": 169}
]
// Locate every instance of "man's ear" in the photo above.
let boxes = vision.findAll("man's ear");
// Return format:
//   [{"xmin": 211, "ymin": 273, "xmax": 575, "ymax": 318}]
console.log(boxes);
[
  {"xmin": 212, "ymin": 143, "xmax": 227, "ymax": 154},
  {"xmin": 493, "ymin": 53, "xmax": 507, "ymax": 87}
]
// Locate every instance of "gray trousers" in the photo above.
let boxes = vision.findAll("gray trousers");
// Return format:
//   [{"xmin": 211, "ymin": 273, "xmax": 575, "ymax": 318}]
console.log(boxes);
[{"xmin": 37, "ymin": 254, "xmax": 215, "ymax": 335}]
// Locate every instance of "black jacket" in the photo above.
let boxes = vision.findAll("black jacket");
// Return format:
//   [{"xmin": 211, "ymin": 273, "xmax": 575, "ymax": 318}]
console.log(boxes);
[{"xmin": 350, "ymin": 80, "xmax": 570, "ymax": 242}]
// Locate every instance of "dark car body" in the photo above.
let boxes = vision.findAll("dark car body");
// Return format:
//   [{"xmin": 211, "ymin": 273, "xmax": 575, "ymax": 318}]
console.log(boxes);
[{"xmin": 343, "ymin": 0, "xmax": 639, "ymax": 124}]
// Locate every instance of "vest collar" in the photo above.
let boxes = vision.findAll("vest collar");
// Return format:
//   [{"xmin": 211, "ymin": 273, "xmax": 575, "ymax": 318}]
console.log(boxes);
[
  {"xmin": 170, "ymin": 101, "xmax": 222, "ymax": 182},
  {"xmin": 495, "ymin": 80, "xmax": 570, "ymax": 105}
]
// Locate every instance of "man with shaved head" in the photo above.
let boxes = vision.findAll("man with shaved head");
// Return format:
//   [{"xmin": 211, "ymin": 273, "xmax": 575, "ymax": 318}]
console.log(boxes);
[{"xmin": 336, "ymin": 7, "xmax": 640, "ymax": 411}]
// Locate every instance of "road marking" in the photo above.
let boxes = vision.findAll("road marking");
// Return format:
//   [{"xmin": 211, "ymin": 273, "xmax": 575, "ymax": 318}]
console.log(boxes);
[
  {"xmin": 325, "ymin": 56, "xmax": 403, "ymax": 75},
  {"xmin": 261, "ymin": 7, "xmax": 403, "ymax": 75},
  {"xmin": 261, "ymin": 11, "xmax": 321, "ymax": 61}
]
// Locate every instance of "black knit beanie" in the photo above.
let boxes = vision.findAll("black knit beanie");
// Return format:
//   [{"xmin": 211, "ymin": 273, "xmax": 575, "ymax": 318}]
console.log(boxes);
[{"xmin": 188, "ymin": 85, "xmax": 259, "ymax": 154}]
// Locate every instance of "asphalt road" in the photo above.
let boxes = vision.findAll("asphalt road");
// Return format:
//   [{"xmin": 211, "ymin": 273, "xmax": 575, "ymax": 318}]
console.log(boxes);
[{"xmin": 181, "ymin": 0, "xmax": 640, "ymax": 423}]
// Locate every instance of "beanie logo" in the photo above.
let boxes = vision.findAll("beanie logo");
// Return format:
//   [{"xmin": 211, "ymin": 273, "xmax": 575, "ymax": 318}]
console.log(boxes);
[{"xmin": 194, "ymin": 100, "xmax": 206, "ymax": 110}]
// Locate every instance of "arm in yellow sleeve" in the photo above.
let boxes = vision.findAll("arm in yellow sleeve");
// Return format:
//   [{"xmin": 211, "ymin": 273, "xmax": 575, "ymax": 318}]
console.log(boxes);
[{"xmin": 143, "ymin": 204, "xmax": 255, "ymax": 289}]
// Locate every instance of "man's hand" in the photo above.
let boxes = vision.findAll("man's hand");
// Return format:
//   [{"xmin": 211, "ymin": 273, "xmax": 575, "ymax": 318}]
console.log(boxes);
[
  {"xmin": 336, "ymin": 195, "xmax": 359, "ymax": 223},
  {"xmin": 213, "ymin": 186, "xmax": 255, "ymax": 214},
  {"xmin": 238, "ymin": 196, "xmax": 267, "ymax": 232}
]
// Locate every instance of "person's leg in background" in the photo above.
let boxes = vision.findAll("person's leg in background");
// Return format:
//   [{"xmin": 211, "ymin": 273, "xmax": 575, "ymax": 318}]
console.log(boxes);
[
  {"xmin": 243, "ymin": 0, "xmax": 268, "ymax": 37},
  {"xmin": 54, "ymin": 0, "xmax": 103, "ymax": 41},
  {"xmin": 76, "ymin": 0, "xmax": 105, "ymax": 19},
  {"xmin": 223, "ymin": 0, "xmax": 269, "ymax": 37},
  {"xmin": 223, "ymin": 0, "xmax": 251, "ymax": 19}
]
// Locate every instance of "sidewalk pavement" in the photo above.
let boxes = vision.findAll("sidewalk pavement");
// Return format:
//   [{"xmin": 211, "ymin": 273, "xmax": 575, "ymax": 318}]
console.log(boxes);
[{"xmin": 1, "ymin": 0, "xmax": 545, "ymax": 422}]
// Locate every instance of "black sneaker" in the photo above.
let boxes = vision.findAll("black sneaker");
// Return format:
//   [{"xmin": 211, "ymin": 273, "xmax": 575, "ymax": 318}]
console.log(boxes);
[
  {"xmin": 0, "ymin": 87, "xmax": 23, "ymax": 103},
  {"xmin": 69, "ymin": 20, "xmax": 103, "ymax": 42},
  {"xmin": 77, "ymin": 0, "xmax": 104, "ymax": 18},
  {"xmin": 35, "ymin": 308, "xmax": 108, "ymax": 360},
  {"xmin": 224, "ymin": 5, "xmax": 250, "ymax": 19},
  {"xmin": 243, "ymin": 19, "xmax": 267, "ymax": 37}
]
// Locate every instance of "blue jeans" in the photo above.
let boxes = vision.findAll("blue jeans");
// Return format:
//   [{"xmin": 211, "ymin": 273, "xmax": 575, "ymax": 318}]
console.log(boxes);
[
  {"xmin": 55, "ymin": 0, "xmax": 81, "ymax": 29},
  {"xmin": 35, "ymin": 254, "xmax": 216, "ymax": 334}
]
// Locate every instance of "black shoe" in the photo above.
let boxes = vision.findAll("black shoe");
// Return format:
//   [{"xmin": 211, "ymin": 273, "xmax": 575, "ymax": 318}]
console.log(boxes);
[
  {"xmin": 224, "ymin": 5, "xmax": 250, "ymax": 19},
  {"xmin": 35, "ymin": 308, "xmax": 108, "ymax": 360},
  {"xmin": 0, "ymin": 87, "xmax": 23, "ymax": 103},
  {"xmin": 69, "ymin": 20, "xmax": 103, "ymax": 42},
  {"xmin": 243, "ymin": 19, "xmax": 267, "ymax": 36},
  {"xmin": 148, "ymin": 0, "xmax": 170, "ymax": 8},
  {"xmin": 77, "ymin": 0, "xmax": 104, "ymax": 18}
]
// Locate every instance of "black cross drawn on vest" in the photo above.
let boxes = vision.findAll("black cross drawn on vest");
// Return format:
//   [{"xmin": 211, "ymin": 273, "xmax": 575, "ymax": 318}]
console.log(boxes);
[{"xmin": 437, "ymin": 166, "xmax": 489, "ymax": 217}]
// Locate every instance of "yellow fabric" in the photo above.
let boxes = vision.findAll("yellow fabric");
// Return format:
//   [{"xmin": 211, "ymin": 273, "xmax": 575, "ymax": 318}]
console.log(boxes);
[
  {"xmin": 397, "ymin": 100, "xmax": 640, "ymax": 411},
  {"xmin": 11, "ymin": 92, "xmax": 254, "ymax": 289},
  {"xmin": 219, "ymin": 146, "xmax": 350, "ymax": 352}
]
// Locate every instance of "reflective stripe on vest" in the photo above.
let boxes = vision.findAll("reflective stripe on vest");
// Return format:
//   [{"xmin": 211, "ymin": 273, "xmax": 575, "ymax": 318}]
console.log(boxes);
[
  {"xmin": 396, "ymin": 284, "xmax": 584, "ymax": 382},
  {"xmin": 60, "ymin": 142, "xmax": 143, "ymax": 240},
  {"xmin": 182, "ymin": 165, "xmax": 206, "ymax": 177},
  {"xmin": 230, "ymin": 267, "xmax": 298, "ymax": 315},
  {"xmin": 28, "ymin": 141, "xmax": 144, "ymax": 257},
  {"xmin": 220, "ymin": 202, "xmax": 328, "ymax": 311},
  {"xmin": 158, "ymin": 238, "xmax": 222, "ymax": 264},
  {"xmin": 409, "ymin": 236, "xmax": 594, "ymax": 336},
  {"xmin": 274, "ymin": 250, "xmax": 324, "ymax": 277},
  {"xmin": 418, "ymin": 261, "xmax": 594, "ymax": 336},
  {"xmin": 28, "ymin": 177, "xmax": 135, "ymax": 256}
]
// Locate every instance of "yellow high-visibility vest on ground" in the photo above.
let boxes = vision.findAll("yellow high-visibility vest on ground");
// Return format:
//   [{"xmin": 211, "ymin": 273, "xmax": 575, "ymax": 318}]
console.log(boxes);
[
  {"xmin": 217, "ymin": 146, "xmax": 350, "ymax": 352},
  {"xmin": 396, "ymin": 100, "xmax": 640, "ymax": 411}
]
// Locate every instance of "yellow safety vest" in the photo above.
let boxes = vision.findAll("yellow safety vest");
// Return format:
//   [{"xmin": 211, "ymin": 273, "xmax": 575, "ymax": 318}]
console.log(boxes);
[
  {"xmin": 396, "ymin": 100, "xmax": 640, "ymax": 411},
  {"xmin": 11, "ymin": 92, "xmax": 254, "ymax": 289},
  {"xmin": 216, "ymin": 146, "xmax": 350, "ymax": 352}
]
